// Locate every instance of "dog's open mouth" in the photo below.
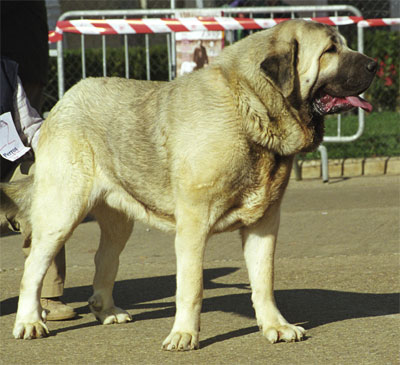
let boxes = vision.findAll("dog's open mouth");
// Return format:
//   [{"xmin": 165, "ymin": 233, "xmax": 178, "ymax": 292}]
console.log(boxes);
[{"xmin": 312, "ymin": 92, "xmax": 373, "ymax": 115}]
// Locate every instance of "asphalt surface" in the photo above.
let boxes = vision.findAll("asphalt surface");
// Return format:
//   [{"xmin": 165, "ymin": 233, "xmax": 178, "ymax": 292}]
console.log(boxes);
[{"xmin": 0, "ymin": 175, "xmax": 399, "ymax": 364}]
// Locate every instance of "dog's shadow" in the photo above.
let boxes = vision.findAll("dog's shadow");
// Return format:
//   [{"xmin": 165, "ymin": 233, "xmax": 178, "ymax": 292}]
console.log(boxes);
[{"xmin": 1, "ymin": 267, "xmax": 398, "ymax": 348}]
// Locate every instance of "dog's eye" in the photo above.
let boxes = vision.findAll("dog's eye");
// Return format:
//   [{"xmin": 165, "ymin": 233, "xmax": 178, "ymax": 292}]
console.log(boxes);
[{"xmin": 325, "ymin": 45, "xmax": 337, "ymax": 53}]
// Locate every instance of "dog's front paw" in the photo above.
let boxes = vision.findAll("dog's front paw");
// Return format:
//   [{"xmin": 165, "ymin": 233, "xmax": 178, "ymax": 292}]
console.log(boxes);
[
  {"xmin": 13, "ymin": 319, "xmax": 49, "ymax": 340},
  {"xmin": 263, "ymin": 324, "xmax": 305, "ymax": 343},
  {"xmin": 162, "ymin": 331, "xmax": 199, "ymax": 351}
]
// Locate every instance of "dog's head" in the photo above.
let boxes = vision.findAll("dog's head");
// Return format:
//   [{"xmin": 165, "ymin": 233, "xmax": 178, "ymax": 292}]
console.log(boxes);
[
  {"xmin": 215, "ymin": 19, "xmax": 376, "ymax": 154},
  {"xmin": 259, "ymin": 19, "xmax": 377, "ymax": 115}
]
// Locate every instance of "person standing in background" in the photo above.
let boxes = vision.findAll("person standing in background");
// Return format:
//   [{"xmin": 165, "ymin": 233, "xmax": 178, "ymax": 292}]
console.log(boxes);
[
  {"xmin": 1, "ymin": 0, "xmax": 76, "ymax": 321},
  {"xmin": 1, "ymin": 0, "xmax": 49, "ymax": 114}
]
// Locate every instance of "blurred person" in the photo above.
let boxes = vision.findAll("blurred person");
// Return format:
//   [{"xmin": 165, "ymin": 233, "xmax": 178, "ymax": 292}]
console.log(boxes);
[{"xmin": 193, "ymin": 40, "xmax": 209, "ymax": 71}]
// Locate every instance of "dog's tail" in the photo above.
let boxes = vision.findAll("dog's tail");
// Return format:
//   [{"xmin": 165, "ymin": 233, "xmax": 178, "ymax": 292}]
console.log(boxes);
[{"xmin": 0, "ymin": 175, "xmax": 33, "ymax": 236}]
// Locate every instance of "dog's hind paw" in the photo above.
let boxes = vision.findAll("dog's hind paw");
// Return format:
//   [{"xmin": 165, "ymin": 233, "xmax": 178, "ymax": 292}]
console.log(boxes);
[
  {"xmin": 13, "ymin": 320, "xmax": 49, "ymax": 340},
  {"xmin": 263, "ymin": 324, "xmax": 305, "ymax": 343},
  {"xmin": 162, "ymin": 331, "xmax": 199, "ymax": 351},
  {"xmin": 101, "ymin": 307, "xmax": 132, "ymax": 325},
  {"xmin": 88, "ymin": 294, "xmax": 132, "ymax": 324},
  {"xmin": 90, "ymin": 304, "xmax": 132, "ymax": 325}
]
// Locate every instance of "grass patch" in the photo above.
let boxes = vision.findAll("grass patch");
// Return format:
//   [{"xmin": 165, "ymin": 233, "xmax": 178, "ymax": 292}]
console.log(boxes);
[{"xmin": 299, "ymin": 111, "xmax": 400, "ymax": 160}]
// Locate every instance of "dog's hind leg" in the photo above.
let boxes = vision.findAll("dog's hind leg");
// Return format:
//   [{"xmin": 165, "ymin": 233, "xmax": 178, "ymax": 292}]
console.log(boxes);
[
  {"xmin": 241, "ymin": 204, "xmax": 305, "ymax": 344},
  {"xmin": 88, "ymin": 204, "xmax": 133, "ymax": 325},
  {"xmin": 13, "ymin": 174, "xmax": 92, "ymax": 339}
]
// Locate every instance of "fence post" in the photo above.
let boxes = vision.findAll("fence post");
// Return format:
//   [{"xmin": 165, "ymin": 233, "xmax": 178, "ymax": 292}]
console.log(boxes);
[
  {"xmin": 57, "ymin": 38, "xmax": 64, "ymax": 99},
  {"xmin": 318, "ymin": 145, "xmax": 329, "ymax": 183}
]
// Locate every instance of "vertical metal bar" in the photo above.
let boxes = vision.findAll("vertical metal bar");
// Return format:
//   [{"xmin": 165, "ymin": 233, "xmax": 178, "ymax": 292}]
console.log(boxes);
[
  {"xmin": 124, "ymin": 35, "xmax": 129, "ymax": 79},
  {"xmin": 249, "ymin": 11, "xmax": 254, "ymax": 35},
  {"xmin": 318, "ymin": 145, "xmax": 329, "ymax": 183},
  {"xmin": 167, "ymin": 33, "xmax": 172, "ymax": 81},
  {"xmin": 102, "ymin": 17, "xmax": 107, "ymax": 77},
  {"xmin": 170, "ymin": 2, "xmax": 176, "ymax": 79},
  {"xmin": 145, "ymin": 34, "xmax": 150, "ymax": 80},
  {"xmin": 334, "ymin": 11, "xmax": 338, "ymax": 29},
  {"xmin": 57, "ymin": 37, "xmax": 64, "ymax": 98},
  {"xmin": 81, "ymin": 34, "xmax": 86, "ymax": 78},
  {"xmin": 318, "ymin": 7, "xmax": 327, "ymax": 182},
  {"xmin": 293, "ymin": 155, "xmax": 301, "ymax": 181},
  {"xmin": 81, "ymin": 16, "xmax": 86, "ymax": 79},
  {"xmin": 335, "ymin": 5, "xmax": 340, "ymax": 137},
  {"xmin": 357, "ymin": 24, "xmax": 365, "ymax": 149},
  {"xmin": 124, "ymin": 16, "xmax": 129, "ymax": 79},
  {"xmin": 358, "ymin": 109, "xmax": 365, "ymax": 141},
  {"xmin": 358, "ymin": 22, "xmax": 364, "ymax": 54},
  {"xmin": 250, "ymin": 11, "xmax": 253, "ymax": 17}
]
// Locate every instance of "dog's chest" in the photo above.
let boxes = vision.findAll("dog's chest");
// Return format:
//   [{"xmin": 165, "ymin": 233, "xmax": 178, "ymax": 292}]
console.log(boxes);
[
  {"xmin": 214, "ymin": 152, "xmax": 293, "ymax": 232},
  {"xmin": 241, "ymin": 153, "xmax": 292, "ymax": 222}
]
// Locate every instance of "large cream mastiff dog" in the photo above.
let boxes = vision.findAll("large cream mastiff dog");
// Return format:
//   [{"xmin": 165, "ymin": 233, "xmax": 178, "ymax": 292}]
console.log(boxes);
[{"xmin": 6, "ymin": 20, "xmax": 376, "ymax": 349}]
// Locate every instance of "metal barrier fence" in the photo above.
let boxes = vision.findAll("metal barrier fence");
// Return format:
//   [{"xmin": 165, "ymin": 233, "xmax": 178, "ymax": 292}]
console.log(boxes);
[
  {"xmin": 54, "ymin": 5, "xmax": 363, "ymax": 94},
  {"xmin": 51, "ymin": 5, "xmax": 367, "ymax": 181}
]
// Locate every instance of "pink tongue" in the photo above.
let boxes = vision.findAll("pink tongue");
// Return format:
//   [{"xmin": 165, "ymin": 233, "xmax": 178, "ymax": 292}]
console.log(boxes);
[
  {"xmin": 329, "ymin": 96, "xmax": 373, "ymax": 112},
  {"xmin": 345, "ymin": 96, "xmax": 373, "ymax": 112}
]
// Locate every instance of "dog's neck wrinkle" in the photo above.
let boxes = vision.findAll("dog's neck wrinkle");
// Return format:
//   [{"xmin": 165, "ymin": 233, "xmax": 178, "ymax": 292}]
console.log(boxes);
[
  {"xmin": 233, "ymin": 79, "xmax": 312, "ymax": 155},
  {"xmin": 214, "ymin": 64, "xmax": 320, "ymax": 156}
]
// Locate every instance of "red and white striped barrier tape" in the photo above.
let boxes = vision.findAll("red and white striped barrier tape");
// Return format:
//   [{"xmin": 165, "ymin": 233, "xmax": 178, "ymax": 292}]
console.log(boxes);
[
  {"xmin": 53, "ymin": 17, "xmax": 289, "ymax": 37},
  {"xmin": 357, "ymin": 18, "xmax": 400, "ymax": 27},
  {"xmin": 48, "ymin": 29, "xmax": 63, "ymax": 43},
  {"xmin": 48, "ymin": 16, "xmax": 363, "ymax": 42},
  {"xmin": 48, "ymin": 16, "xmax": 400, "ymax": 43}
]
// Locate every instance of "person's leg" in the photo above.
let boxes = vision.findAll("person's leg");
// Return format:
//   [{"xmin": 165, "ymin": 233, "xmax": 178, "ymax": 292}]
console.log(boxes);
[
  {"xmin": 22, "ymin": 242, "xmax": 75, "ymax": 320},
  {"xmin": 41, "ymin": 246, "xmax": 65, "ymax": 298}
]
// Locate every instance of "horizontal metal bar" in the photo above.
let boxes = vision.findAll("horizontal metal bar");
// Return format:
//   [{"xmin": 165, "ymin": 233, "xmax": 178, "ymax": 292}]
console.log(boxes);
[
  {"xmin": 223, "ymin": 5, "xmax": 362, "ymax": 16},
  {"xmin": 58, "ymin": 5, "xmax": 362, "ymax": 21}
]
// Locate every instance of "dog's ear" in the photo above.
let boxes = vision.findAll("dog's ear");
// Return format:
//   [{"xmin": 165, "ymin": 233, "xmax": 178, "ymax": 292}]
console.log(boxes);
[{"xmin": 260, "ymin": 39, "xmax": 298, "ymax": 98}]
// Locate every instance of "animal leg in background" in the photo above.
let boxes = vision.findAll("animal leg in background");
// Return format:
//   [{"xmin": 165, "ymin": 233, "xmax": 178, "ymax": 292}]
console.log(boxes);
[{"xmin": 89, "ymin": 204, "xmax": 134, "ymax": 324}]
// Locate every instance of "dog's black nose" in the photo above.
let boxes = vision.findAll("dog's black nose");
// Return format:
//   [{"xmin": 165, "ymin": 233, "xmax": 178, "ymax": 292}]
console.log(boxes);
[{"xmin": 366, "ymin": 60, "xmax": 377, "ymax": 74}]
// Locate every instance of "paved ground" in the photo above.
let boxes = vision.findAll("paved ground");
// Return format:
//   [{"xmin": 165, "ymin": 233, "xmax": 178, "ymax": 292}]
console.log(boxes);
[{"xmin": 0, "ymin": 175, "xmax": 399, "ymax": 364}]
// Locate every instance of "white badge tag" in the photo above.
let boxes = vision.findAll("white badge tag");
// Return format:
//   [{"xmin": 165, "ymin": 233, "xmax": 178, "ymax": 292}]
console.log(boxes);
[{"xmin": 0, "ymin": 112, "xmax": 31, "ymax": 161}]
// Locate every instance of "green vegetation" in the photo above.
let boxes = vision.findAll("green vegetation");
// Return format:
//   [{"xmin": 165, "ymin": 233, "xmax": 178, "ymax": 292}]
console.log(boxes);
[
  {"xmin": 299, "ymin": 111, "xmax": 400, "ymax": 160},
  {"xmin": 363, "ymin": 30, "xmax": 400, "ymax": 112}
]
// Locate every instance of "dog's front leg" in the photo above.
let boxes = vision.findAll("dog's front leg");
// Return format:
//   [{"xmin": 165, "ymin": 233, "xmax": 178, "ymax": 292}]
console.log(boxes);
[
  {"xmin": 241, "ymin": 204, "xmax": 305, "ymax": 343},
  {"xmin": 13, "ymin": 238, "xmax": 56, "ymax": 339},
  {"xmin": 162, "ymin": 201, "xmax": 209, "ymax": 351}
]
